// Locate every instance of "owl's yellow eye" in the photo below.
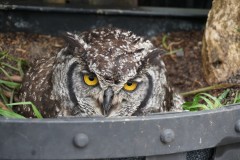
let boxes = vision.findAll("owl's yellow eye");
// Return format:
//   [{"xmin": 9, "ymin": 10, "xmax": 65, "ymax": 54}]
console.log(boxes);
[
  {"xmin": 83, "ymin": 74, "xmax": 99, "ymax": 86},
  {"xmin": 123, "ymin": 82, "xmax": 138, "ymax": 91}
]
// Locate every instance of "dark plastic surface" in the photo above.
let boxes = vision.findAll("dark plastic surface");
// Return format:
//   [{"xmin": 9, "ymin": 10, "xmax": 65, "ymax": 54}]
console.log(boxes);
[
  {"xmin": 214, "ymin": 143, "xmax": 240, "ymax": 160},
  {"xmin": 0, "ymin": 4, "xmax": 208, "ymax": 36},
  {"xmin": 0, "ymin": 105, "xmax": 240, "ymax": 159}
]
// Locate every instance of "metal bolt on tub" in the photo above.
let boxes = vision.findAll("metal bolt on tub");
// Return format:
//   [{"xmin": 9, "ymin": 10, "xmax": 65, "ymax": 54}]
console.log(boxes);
[
  {"xmin": 73, "ymin": 133, "xmax": 89, "ymax": 148},
  {"xmin": 160, "ymin": 129, "xmax": 175, "ymax": 143},
  {"xmin": 235, "ymin": 120, "xmax": 240, "ymax": 133}
]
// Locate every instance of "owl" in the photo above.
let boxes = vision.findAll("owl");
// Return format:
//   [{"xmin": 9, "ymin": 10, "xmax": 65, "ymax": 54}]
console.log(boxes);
[{"xmin": 15, "ymin": 28, "xmax": 183, "ymax": 118}]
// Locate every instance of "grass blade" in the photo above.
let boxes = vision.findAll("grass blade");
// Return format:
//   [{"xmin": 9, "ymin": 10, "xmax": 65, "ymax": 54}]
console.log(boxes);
[
  {"xmin": 6, "ymin": 102, "xmax": 43, "ymax": 119},
  {"xmin": 0, "ymin": 108, "xmax": 25, "ymax": 119},
  {"xmin": 185, "ymin": 104, "xmax": 209, "ymax": 110},
  {"xmin": 218, "ymin": 89, "xmax": 230, "ymax": 102},
  {"xmin": 0, "ymin": 79, "xmax": 21, "ymax": 89},
  {"xmin": 0, "ymin": 51, "xmax": 8, "ymax": 60},
  {"xmin": 0, "ymin": 88, "xmax": 9, "ymax": 104},
  {"xmin": 1, "ymin": 51, "xmax": 19, "ymax": 62},
  {"xmin": 162, "ymin": 34, "xmax": 169, "ymax": 50},
  {"xmin": 180, "ymin": 83, "xmax": 240, "ymax": 97},
  {"xmin": 233, "ymin": 91, "xmax": 240, "ymax": 104},
  {"xmin": 199, "ymin": 95, "xmax": 213, "ymax": 109},
  {"xmin": 192, "ymin": 94, "xmax": 201, "ymax": 106},
  {"xmin": 0, "ymin": 67, "xmax": 12, "ymax": 81},
  {"xmin": 10, "ymin": 89, "xmax": 15, "ymax": 104},
  {"xmin": 17, "ymin": 60, "xmax": 25, "ymax": 78},
  {"xmin": 0, "ymin": 62, "xmax": 20, "ymax": 72},
  {"xmin": 182, "ymin": 102, "xmax": 193, "ymax": 110},
  {"xmin": 201, "ymin": 93, "xmax": 222, "ymax": 108}
]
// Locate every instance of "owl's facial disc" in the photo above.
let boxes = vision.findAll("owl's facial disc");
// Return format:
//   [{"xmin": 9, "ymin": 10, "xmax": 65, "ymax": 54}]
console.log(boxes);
[
  {"xmin": 66, "ymin": 28, "xmax": 162, "ymax": 117},
  {"xmin": 81, "ymin": 70, "xmax": 143, "ymax": 116}
]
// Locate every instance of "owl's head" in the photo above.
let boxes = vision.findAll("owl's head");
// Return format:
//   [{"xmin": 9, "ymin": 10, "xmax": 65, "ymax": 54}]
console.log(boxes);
[{"xmin": 53, "ymin": 28, "xmax": 174, "ymax": 117}]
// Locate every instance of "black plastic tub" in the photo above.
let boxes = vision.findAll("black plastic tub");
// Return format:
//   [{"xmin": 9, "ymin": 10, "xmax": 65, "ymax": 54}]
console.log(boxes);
[
  {"xmin": 0, "ymin": 4, "xmax": 240, "ymax": 160},
  {"xmin": 0, "ymin": 4, "xmax": 208, "ymax": 36}
]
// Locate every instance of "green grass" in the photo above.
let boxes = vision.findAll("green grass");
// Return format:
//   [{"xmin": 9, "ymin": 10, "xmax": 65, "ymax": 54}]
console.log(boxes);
[
  {"xmin": 0, "ymin": 108, "xmax": 25, "ymax": 119},
  {"xmin": 233, "ymin": 91, "xmax": 240, "ymax": 103},
  {"xmin": 162, "ymin": 34, "xmax": 169, "ymax": 50},
  {"xmin": 182, "ymin": 89, "xmax": 240, "ymax": 111},
  {"xmin": 6, "ymin": 102, "xmax": 43, "ymax": 119},
  {"xmin": 0, "ymin": 51, "xmax": 43, "ymax": 119}
]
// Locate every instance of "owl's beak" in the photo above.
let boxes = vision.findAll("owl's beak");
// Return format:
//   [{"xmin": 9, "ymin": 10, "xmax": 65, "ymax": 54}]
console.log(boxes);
[{"xmin": 103, "ymin": 87, "xmax": 114, "ymax": 115}]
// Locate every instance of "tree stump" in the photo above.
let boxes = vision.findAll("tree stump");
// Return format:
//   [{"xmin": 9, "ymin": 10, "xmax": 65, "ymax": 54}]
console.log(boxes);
[{"xmin": 202, "ymin": 0, "xmax": 240, "ymax": 84}]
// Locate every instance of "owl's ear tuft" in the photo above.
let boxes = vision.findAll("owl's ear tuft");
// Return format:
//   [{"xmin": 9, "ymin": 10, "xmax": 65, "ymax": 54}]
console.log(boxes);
[
  {"xmin": 63, "ymin": 32, "xmax": 90, "ymax": 50},
  {"xmin": 137, "ymin": 49, "xmax": 166, "ymax": 74},
  {"xmin": 145, "ymin": 49, "xmax": 166, "ymax": 66}
]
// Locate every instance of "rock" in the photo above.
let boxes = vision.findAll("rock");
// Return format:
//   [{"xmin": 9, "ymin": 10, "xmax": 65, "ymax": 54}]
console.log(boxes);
[{"xmin": 202, "ymin": 0, "xmax": 240, "ymax": 84}]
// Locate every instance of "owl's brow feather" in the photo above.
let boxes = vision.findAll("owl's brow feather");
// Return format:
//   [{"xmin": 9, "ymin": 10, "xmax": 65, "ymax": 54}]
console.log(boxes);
[{"xmin": 128, "ymin": 76, "xmax": 142, "ymax": 83}]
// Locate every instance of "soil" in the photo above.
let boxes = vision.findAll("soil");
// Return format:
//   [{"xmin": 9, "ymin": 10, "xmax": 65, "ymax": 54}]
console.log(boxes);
[
  {"xmin": 150, "ymin": 31, "xmax": 240, "ymax": 103},
  {"xmin": 0, "ymin": 32, "xmax": 65, "ymax": 62},
  {"xmin": 0, "ymin": 31, "xmax": 239, "ymax": 105},
  {"xmin": 151, "ymin": 31, "xmax": 208, "ymax": 92}
]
